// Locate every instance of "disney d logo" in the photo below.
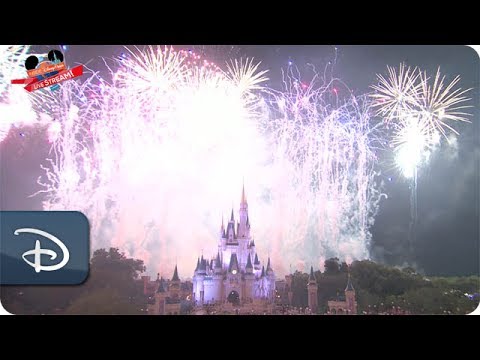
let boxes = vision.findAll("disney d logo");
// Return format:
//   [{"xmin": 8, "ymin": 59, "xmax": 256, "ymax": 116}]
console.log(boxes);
[{"xmin": 14, "ymin": 228, "xmax": 70, "ymax": 273}]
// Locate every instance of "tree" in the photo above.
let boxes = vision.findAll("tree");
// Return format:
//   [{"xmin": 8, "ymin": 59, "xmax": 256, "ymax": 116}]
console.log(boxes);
[
  {"xmin": 71, "ymin": 248, "xmax": 147, "ymax": 314},
  {"xmin": 85, "ymin": 248, "xmax": 146, "ymax": 297},
  {"xmin": 1, "ymin": 247, "xmax": 147, "ymax": 314},
  {"xmin": 64, "ymin": 288, "xmax": 143, "ymax": 315},
  {"xmin": 324, "ymin": 258, "xmax": 340, "ymax": 274},
  {"xmin": 291, "ymin": 271, "xmax": 309, "ymax": 307}
]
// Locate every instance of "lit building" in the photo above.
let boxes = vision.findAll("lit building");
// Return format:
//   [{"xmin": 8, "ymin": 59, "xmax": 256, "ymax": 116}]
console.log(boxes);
[
  {"xmin": 307, "ymin": 266, "xmax": 319, "ymax": 313},
  {"xmin": 192, "ymin": 185, "xmax": 276, "ymax": 306},
  {"xmin": 143, "ymin": 265, "xmax": 189, "ymax": 315},
  {"xmin": 326, "ymin": 273, "xmax": 358, "ymax": 314}
]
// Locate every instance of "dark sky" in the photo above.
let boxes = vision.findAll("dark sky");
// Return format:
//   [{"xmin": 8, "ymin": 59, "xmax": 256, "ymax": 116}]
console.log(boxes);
[{"xmin": 1, "ymin": 45, "xmax": 478, "ymax": 276}]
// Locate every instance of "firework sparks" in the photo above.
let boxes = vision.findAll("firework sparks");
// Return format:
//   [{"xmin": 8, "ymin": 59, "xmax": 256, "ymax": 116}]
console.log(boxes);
[
  {"xmin": 370, "ymin": 63, "xmax": 421, "ymax": 123},
  {"xmin": 0, "ymin": 46, "xmax": 66, "ymax": 143},
  {"xmin": 36, "ymin": 46, "xmax": 271, "ymax": 275},
  {"xmin": 371, "ymin": 64, "xmax": 471, "ymax": 177},
  {"xmin": 417, "ymin": 68, "xmax": 472, "ymax": 138},
  {"xmin": 371, "ymin": 63, "xmax": 471, "ymax": 256},
  {"xmin": 0, "ymin": 45, "xmax": 36, "ymax": 142},
  {"xmin": 32, "ymin": 46, "xmax": 386, "ymax": 275},
  {"xmin": 258, "ymin": 66, "xmax": 384, "ymax": 268}
]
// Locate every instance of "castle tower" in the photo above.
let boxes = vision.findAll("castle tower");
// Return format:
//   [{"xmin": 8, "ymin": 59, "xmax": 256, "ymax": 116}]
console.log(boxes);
[
  {"xmin": 192, "ymin": 184, "xmax": 276, "ymax": 310},
  {"xmin": 213, "ymin": 252, "xmax": 223, "ymax": 302},
  {"xmin": 266, "ymin": 257, "xmax": 276, "ymax": 300},
  {"xmin": 253, "ymin": 253, "xmax": 261, "ymax": 271},
  {"xmin": 244, "ymin": 253, "xmax": 255, "ymax": 302},
  {"xmin": 155, "ymin": 278, "xmax": 167, "ymax": 315},
  {"xmin": 226, "ymin": 209, "xmax": 236, "ymax": 243},
  {"xmin": 169, "ymin": 265, "xmax": 181, "ymax": 299},
  {"xmin": 307, "ymin": 266, "xmax": 318, "ymax": 314},
  {"xmin": 220, "ymin": 216, "xmax": 225, "ymax": 238},
  {"xmin": 345, "ymin": 273, "xmax": 357, "ymax": 314},
  {"xmin": 239, "ymin": 183, "xmax": 248, "ymax": 237}
]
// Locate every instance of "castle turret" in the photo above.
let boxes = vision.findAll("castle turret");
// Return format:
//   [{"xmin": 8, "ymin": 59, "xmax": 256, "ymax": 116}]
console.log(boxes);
[
  {"xmin": 228, "ymin": 253, "xmax": 240, "ymax": 274},
  {"xmin": 172, "ymin": 265, "xmax": 180, "ymax": 282},
  {"xmin": 239, "ymin": 183, "xmax": 248, "ymax": 237},
  {"xmin": 214, "ymin": 252, "xmax": 222, "ymax": 274},
  {"xmin": 244, "ymin": 253, "xmax": 255, "ymax": 302},
  {"xmin": 226, "ymin": 209, "xmax": 236, "ymax": 242},
  {"xmin": 198, "ymin": 255, "xmax": 206, "ymax": 274},
  {"xmin": 266, "ymin": 258, "xmax": 273, "ymax": 275},
  {"xmin": 254, "ymin": 253, "xmax": 260, "ymax": 271},
  {"xmin": 266, "ymin": 257, "xmax": 275, "ymax": 300},
  {"xmin": 307, "ymin": 266, "xmax": 318, "ymax": 314},
  {"xmin": 345, "ymin": 273, "xmax": 357, "ymax": 314},
  {"xmin": 245, "ymin": 253, "xmax": 253, "ymax": 274},
  {"xmin": 220, "ymin": 216, "xmax": 225, "ymax": 238},
  {"xmin": 194, "ymin": 258, "xmax": 200, "ymax": 273},
  {"xmin": 169, "ymin": 265, "xmax": 181, "ymax": 299},
  {"xmin": 155, "ymin": 278, "xmax": 167, "ymax": 315}
]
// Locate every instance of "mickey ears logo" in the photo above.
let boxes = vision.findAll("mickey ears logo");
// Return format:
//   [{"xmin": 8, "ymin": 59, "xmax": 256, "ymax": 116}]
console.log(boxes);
[
  {"xmin": 25, "ymin": 49, "xmax": 65, "ymax": 70},
  {"xmin": 11, "ymin": 48, "xmax": 83, "ymax": 93}
]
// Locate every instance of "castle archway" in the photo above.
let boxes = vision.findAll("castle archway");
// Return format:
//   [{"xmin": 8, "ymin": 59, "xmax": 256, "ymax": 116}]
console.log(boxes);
[{"xmin": 227, "ymin": 290, "xmax": 240, "ymax": 305}]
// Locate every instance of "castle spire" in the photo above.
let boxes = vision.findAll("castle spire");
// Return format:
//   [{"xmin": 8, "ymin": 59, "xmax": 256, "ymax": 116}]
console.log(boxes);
[
  {"xmin": 246, "ymin": 253, "xmax": 253, "ymax": 269},
  {"xmin": 266, "ymin": 257, "xmax": 273, "ymax": 272},
  {"xmin": 172, "ymin": 264, "xmax": 180, "ymax": 282},
  {"xmin": 230, "ymin": 208, "xmax": 234, "ymax": 222},
  {"xmin": 228, "ymin": 253, "xmax": 240, "ymax": 274},
  {"xmin": 345, "ymin": 272, "xmax": 355, "ymax": 291},
  {"xmin": 215, "ymin": 252, "xmax": 222, "ymax": 268},
  {"xmin": 157, "ymin": 277, "xmax": 166, "ymax": 293},
  {"xmin": 308, "ymin": 266, "xmax": 316, "ymax": 284},
  {"xmin": 241, "ymin": 181, "xmax": 247, "ymax": 205}
]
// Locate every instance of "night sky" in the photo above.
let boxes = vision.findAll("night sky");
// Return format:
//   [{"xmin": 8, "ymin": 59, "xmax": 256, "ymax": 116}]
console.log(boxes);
[{"xmin": 1, "ymin": 45, "xmax": 478, "ymax": 277}]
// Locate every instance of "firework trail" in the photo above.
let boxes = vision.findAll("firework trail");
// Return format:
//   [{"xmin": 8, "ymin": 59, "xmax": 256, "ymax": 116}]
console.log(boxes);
[
  {"xmin": 190, "ymin": 45, "xmax": 242, "ymax": 65},
  {"xmin": 36, "ymin": 46, "xmax": 272, "ymax": 275},
  {"xmin": 258, "ymin": 64, "xmax": 385, "ymax": 269},
  {"xmin": 371, "ymin": 63, "xmax": 472, "ymax": 253},
  {"xmin": 0, "ymin": 45, "xmax": 36, "ymax": 143},
  {"xmin": 34, "ymin": 47, "xmax": 385, "ymax": 276},
  {"xmin": 0, "ymin": 46, "xmax": 64, "ymax": 144}
]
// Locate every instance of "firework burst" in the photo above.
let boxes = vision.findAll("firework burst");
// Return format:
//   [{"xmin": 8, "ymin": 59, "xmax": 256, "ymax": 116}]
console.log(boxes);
[
  {"xmin": 371, "ymin": 64, "xmax": 471, "ymax": 177},
  {"xmin": 36, "ymin": 46, "xmax": 270, "ymax": 275},
  {"xmin": 0, "ymin": 45, "xmax": 36, "ymax": 142},
  {"xmin": 371, "ymin": 63, "xmax": 472, "ymax": 256},
  {"xmin": 258, "ymin": 66, "xmax": 384, "ymax": 268},
  {"xmin": 370, "ymin": 63, "xmax": 421, "ymax": 123},
  {"xmin": 416, "ymin": 68, "xmax": 472, "ymax": 138}
]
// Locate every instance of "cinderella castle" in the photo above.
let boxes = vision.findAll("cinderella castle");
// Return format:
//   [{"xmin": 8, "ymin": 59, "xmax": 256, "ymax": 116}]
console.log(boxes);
[{"xmin": 192, "ymin": 185, "xmax": 276, "ymax": 306}]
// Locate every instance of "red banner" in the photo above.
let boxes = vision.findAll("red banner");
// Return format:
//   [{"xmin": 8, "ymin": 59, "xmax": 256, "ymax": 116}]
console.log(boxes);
[
  {"xmin": 25, "ymin": 65, "xmax": 83, "ymax": 92},
  {"xmin": 11, "ymin": 65, "xmax": 83, "ymax": 92}
]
